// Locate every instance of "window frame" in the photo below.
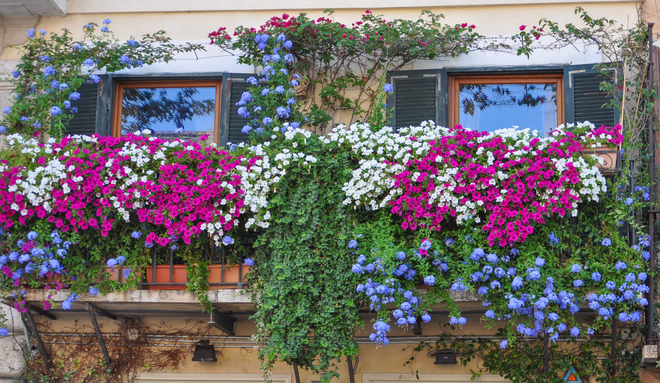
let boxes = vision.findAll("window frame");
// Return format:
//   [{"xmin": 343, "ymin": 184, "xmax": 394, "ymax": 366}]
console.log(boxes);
[
  {"xmin": 447, "ymin": 73, "xmax": 565, "ymax": 130},
  {"xmin": 112, "ymin": 79, "xmax": 223, "ymax": 143}
]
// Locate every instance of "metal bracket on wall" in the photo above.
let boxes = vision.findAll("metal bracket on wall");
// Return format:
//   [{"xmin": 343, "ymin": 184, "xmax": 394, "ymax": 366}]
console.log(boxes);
[
  {"xmin": 209, "ymin": 309, "xmax": 236, "ymax": 336},
  {"xmin": 23, "ymin": 310, "xmax": 52, "ymax": 371},
  {"xmin": 412, "ymin": 317, "xmax": 422, "ymax": 336},
  {"xmin": 85, "ymin": 303, "xmax": 113, "ymax": 368}
]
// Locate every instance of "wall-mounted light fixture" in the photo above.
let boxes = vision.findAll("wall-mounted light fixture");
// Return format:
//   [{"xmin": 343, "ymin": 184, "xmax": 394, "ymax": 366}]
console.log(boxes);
[
  {"xmin": 429, "ymin": 349, "xmax": 457, "ymax": 365},
  {"xmin": 191, "ymin": 339, "xmax": 217, "ymax": 362}
]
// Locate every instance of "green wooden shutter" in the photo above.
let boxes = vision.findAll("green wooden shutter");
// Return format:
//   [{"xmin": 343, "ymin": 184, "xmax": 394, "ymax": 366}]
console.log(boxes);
[
  {"xmin": 564, "ymin": 64, "xmax": 616, "ymax": 127},
  {"xmin": 63, "ymin": 75, "xmax": 112, "ymax": 136},
  {"xmin": 219, "ymin": 74, "xmax": 253, "ymax": 147},
  {"xmin": 65, "ymin": 83, "xmax": 99, "ymax": 136},
  {"xmin": 387, "ymin": 69, "xmax": 446, "ymax": 129}
]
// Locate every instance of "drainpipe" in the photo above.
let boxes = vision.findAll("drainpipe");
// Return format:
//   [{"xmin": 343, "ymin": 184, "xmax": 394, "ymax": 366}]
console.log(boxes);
[{"xmin": 647, "ymin": 22, "xmax": 655, "ymax": 344}]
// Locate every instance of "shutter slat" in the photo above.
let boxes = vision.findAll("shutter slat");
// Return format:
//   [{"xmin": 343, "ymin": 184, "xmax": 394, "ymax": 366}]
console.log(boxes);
[
  {"xmin": 395, "ymin": 78, "xmax": 436, "ymax": 128},
  {"xmin": 228, "ymin": 80, "xmax": 251, "ymax": 144},
  {"xmin": 572, "ymin": 73, "xmax": 615, "ymax": 128},
  {"xmin": 65, "ymin": 83, "xmax": 98, "ymax": 136}
]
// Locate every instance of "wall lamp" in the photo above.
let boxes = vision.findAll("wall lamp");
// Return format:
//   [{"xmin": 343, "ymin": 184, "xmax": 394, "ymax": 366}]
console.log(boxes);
[
  {"xmin": 191, "ymin": 339, "xmax": 217, "ymax": 362},
  {"xmin": 429, "ymin": 349, "xmax": 457, "ymax": 365}
]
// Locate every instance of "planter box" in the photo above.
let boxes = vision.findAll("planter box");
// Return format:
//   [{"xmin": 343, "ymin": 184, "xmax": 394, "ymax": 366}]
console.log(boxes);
[
  {"xmin": 583, "ymin": 145, "xmax": 620, "ymax": 175},
  {"xmin": 207, "ymin": 263, "xmax": 250, "ymax": 290},
  {"xmin": 145, "ymin": 265, "xmax": 188, "ymax": 290},
  {"xmin": 143, "ymin": 264, "xmax": 250, "ymax": 290}
]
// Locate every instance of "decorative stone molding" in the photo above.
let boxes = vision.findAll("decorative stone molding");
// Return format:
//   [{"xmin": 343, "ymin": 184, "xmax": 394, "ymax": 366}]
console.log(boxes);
[{"xmin": 0, "ymin": 16, "xmax": 38, "ymax": 56}]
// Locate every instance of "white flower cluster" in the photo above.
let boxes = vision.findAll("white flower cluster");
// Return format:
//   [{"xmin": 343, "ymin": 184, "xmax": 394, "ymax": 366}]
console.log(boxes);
[
  {"xmin": 236, "ymin": 126, "xmax": 318, "ymax": 228},
  {"xmin": 326, "ymin": 121, "xmax": 607, "ymax": 225}
]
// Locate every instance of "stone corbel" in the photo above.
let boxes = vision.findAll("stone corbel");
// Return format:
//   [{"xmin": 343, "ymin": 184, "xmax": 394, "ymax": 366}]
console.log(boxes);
[{"xmin": 0, "ymin": 15, "xmax": 39, "ymax": 56}]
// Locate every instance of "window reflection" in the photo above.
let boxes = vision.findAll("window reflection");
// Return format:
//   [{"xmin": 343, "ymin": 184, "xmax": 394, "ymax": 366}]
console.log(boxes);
[
  {"xmin": 121, "ymin": 87, "xmax": 216, "ymax": 141},
  {"xmin": 458, "ymin": 83, "xmax": 558, "ymax": 136}
]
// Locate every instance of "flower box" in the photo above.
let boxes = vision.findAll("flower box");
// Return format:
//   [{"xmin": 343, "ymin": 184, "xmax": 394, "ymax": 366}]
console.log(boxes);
[
  {"xmin": 583, "ymin": 145, "xmax": 620, "ymax": 175},
  {"xmin": 207, "ymin": 263, "xmax": 250, "ymax": 290},
  {"xmin": 145, "ymin": 265, "xmax": 188, "ymax": 290},
  {"xmin": 143, "ymin": 264, "xmax": 250, "ymax": 290}
]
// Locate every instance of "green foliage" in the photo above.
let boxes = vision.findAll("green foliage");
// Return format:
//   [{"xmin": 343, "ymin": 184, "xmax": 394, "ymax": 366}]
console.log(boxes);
[{"xmin": 5, "ymin": 21, "xmax": 204, "ymax": 139}]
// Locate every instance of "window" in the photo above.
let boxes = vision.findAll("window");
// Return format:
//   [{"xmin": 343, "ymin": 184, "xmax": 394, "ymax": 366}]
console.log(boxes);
[
  {"xmin": 112, "ymin": 80, "xmax": 222, "ymax": 143},
  {"xmin": 448, "ymin": 74, "xmax": 564, "ymax": 136},
  {"xmin": 387, "ymin": 64, "xmax": 616, "ymax": 134}
]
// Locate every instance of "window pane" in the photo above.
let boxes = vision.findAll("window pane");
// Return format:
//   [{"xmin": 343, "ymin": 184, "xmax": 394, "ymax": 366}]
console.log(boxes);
[
  {"xmin": 121, "ymin": 87, "xmax": 216, "ymax": 141},
  {"xmin": 458, "ymin": 83, "xmax": 557, "ymax": 135}
]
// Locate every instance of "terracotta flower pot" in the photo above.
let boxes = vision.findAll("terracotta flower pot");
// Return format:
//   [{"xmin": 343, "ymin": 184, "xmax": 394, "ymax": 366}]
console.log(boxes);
[
  {"xmin": 583, "ymin": 145, "xmax": 620, "ymax": 175},
  {"xmin": 207, "ymin": 263, "xmax": 250, "ymax": 290},
  {"xmin": 145, "ymin": 265, "xmax": 188, "ymax": 290}
]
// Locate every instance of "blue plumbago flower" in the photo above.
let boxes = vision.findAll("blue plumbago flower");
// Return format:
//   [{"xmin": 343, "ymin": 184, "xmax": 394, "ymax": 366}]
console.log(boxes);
[
  {"xmin": 486, "ymin": 253, "xmax": 498, "ymax": 263},
  {"xmin": 261, "ymin": 88, "xmax": 270, "ymax": 96},
  {"xmin": 120, "ymin": 55, "xmax": 131, "ymax": 65},
  {"xmin": 103, "ymin": 18, "xmax": 111, "ymax": 24},
  {"xmin": 39, "ymin": 29, "xmax": 46, "ymax": 35},
  {"xmin": 83, "ymin": 24, "xmax": 93, "ymax": 30},
  {"xmin": 494, "ymin": 267, "xmax": 505, "ymax": 278},
  {"xmin": 62, "ymin": 299, "xmax": 72, "ymax": 310},
  {"xmin": 290, "ymin": 121, "xmax": 300, "ymax": 129},
  {"xmin": 246, "ymin": 76, "xmax": 258, "ymax": 86},
  {"xmin": 557, "ymin": 323, "xmax": 567, "ymax": 332},
  {"xmin": 44, "ymin": 66, "xmax": 55, "ymax": 77},
  {"xmin": 255, "ymin": 127, "xmax": 264, "ymax": 135},
  {"xmin": 423, "ymin": 275, "xmax": 435, "ymax": 286},
  {"xmin": 89, "ymin": 74, "xmax": 101, "ymax": 83},
  {"xmin": 642, "ymin": 251, "xmax": 651, "ymax": 261},
  {"xmin": 71, "ymin": 107, "xmax": 78, "ymax": 114},
  {"xmin": 570, "ymin": 327, "xmax": 580, "ymax": 337},
  {"xmin": 511, "ymin": 276, "xmax": 523, "ymax": 290},
  {"xmin": 83, "ymin": 58, "xmax": 95, "ymax": 66},
  {"xmin": 483, "ymin": 265, "xmax": 493, "ymax": 274},
  {"xmin": 244, "ymin": 258, "xmax": 255, "ymax": 266},
  {"xmin": 106, "ymin": 258, "xmax": 117, "ymax": 268},
  {"xmin": 500, "ymin": 339, "xmax": 508, "ymax": 349},
  {"xmin": 50, "ymin": 80, "xmax": 60, "ymax": 89},
  {"xmin": 383, "ymin": 83, "xmax": 394, "ymax": 93},
  {"xmin": 89, "ymin": 286, "xmax": 99, "ymax": 297},
  {"xmin": 237, "ymin": 106, "xmax": 249, "ymax": 118},
  {"xmin": 28, "ymin": 28, "xmax": 35, "ymax": 38},
  {"xmin": 276, "ymin": 33, "xmax": 286, "ymax": 42},
  {"xmin": 571, "ymin": 264, "xmax": 582, "ymax": 273},
  {"xmin": 131, "ymin": 231, "xmax": 142, "ymax": 239},
  {"xmin": 241, "ymin": 125, "xmax": 252, "ymax": 134},
  {"xmin": 573, "ymin": 279, "xmax": 584, "ymax": 287},
  {"xmin": 27, "ymin": 231, "xmax": 38, "ymax": 240},
  {"xmin": 283, "ymin": 40, "xmax": 293, "ymax": 49},
  {"xmin": 549, "ymin": 231, "xmax": 559, "ymax": 245},
  {"xmin": 484, "ymin": 310, "xmax": 496, "ymax": 319},
  {"xmin": 101, "ymin": 26, "xmax": 109, "ymax": 33},
  {"xmin": 641, "ymin": 298, "xmax": 649, "ymax": 306},
  {"xmin": 625, "ymin": 273, "xmax": 636, "ymax": 282},
  {"xmin": 11, "ymin": 70, "xmax": 20, "ymax": 79},
  {"xmin": 39, "ymin": 55, "xmax": 50, "ymax": 62},
  {"xmin": 123, "ymin": 268, "xmax": 131, "ymax": 279},
  {"xmin": 222, "ymin": 236, "xmax": 234, "ymax": 245},
  {"xmin": 2, "ymin": 107, "xmax": 10, "ymax": 114},
  {"xmin": 420, "ymin": 240, "xmax": 432, "ymax": 250},
  {"xmin": 284, "ymin": 53, "xmax": 294, "ymax": 63},
  {"xmin": 625, "ymin": 197, "xmax": 633, "ymax": 205},
  {"xmin": 507, "ymin": 267, "xmax": 517, "ymax": 276},
  {"xmin": 587, "ymin": 271, "xmax": 601, "ymax": 282},
  {"xmin": 263, "ymin": 117, "xmax": 273, "ymax": 125},
  {"xmin": 615, "ymin": 261, "xmax": 627, "ymax": 271},
  {"xmin": 602, "ymin": 238, "xmax": 612, "ymax": 247},
  {"xmin": 50, "ymin": 106, "xmax": 62, "ymax": 116},
  {"xmin": 0, "ymin": 125, "xmax": 7, "ymax": 134},
  {"xmin": 238, "ymin": 91, "xmax": 252, "ymax": 105},
  {"xmin": 59, "ymin": 83, "xmax": 69, "ymax": 91},
  {"xmin": 278, "ymin": 67, "xmax": 287, "ymax": 74},
  {"xmin": 49, "ymin": 259, "xmax": 60, "ymax": 269},
  {"xmin": 274, "ymin": 85, "xmax": 286, "ymax": 94},
  {"xmin": 348, "ymin": 240, "xmax": 358, "ymax": 249},
  {"xmin": 63, "ymin": 100, "xmax": 71, "ymax": 109},
  {"xmin": 18, "ymin": 254, "xmax": 30, "ymax": 263},
  {"xmin": 470, "ymin": 248, "xmax": 485, "ymax": 261},
  {"xmin": 290, "ymin": 79, "xmax": 299, "ymax": 87},
  {"xmin": 69, "ymin": 92, "xmax": 81, "ymax": 101},
  {"xmin": 126, "ymin": 39, "xmax": 139, "ymax": 46},
  {"xmin": 638, "ymin": 272, "xmax": 648, "ymax": 282},
  {"xmin": 356, "ymin": 255, "xmax": 366, "ymax": 265},
  {"xmin": 490, "ymin": 281, "xmax": 501, "ymax": 289},
  {"xmin": 534, "ymin": 257, "xmax": 545, "ymax": 267},
  {"xmin": 548, "ymin": 313, "xmax": 559, "ymax": 321},
  {"xmin": 444, "ymin": 238, "xmax": 455, "ymax": 247},
  {"xmin": 57, "ymin": 249, "xmax": 67, "ymax": 257},
  {"xmin": 116, "ymin": 256, "xmax": 126, "ymax": 264},
  {"xmin": 421, "ymin": 312, "xmax": 431, "ymax": 323},
  {"xmin": 276, "ymin": 106, "xmax": 290, "ymax": 118}
]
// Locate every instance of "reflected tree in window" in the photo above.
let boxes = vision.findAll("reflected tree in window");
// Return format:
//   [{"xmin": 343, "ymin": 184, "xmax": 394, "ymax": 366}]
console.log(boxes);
[
  {"xmin": 460, "ymin": 83, "xmax": 557, "ymax": 116},
  {"xmin": 121, "ymin": 87, "xmax": 216, "ymax": 140}
]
